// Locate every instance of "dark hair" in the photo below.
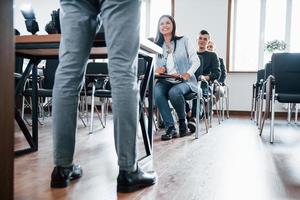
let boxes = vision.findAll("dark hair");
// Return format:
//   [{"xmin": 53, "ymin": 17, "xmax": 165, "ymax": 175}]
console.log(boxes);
[
  {"xmin": 200, "ymin": 30, "xmax": 210, "ymax": 36},
  {"xmin": 154, "ymin": 15, "xmax": 183, "ymax": 52}
]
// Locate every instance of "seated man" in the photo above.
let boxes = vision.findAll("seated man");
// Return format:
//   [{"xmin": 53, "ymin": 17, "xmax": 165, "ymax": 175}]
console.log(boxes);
[
  {"xmin": 186, "ymin": 30, "xmax": 221, "ymax": 132},
  {"xmin": 207, "ymin": 40, "xmax": 227, "ymax": 101}
]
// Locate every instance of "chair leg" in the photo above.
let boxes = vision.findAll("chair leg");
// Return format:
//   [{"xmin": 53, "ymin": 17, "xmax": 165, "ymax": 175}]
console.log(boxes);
[
  {"xmin": 202, "ymin": 99, "xmax": 209, "ymax": 134},
  {"xmin": 270, "ymin": 88, "xmax": 275, "ymax": 144},
  {"xmin": 206, "ymin": 99, "xmax": 212, "ymax": 128},
  {"xmin": 259, "ymin": 92, "xmax": 267, "ymax": 136},
  {"xmin": 89, "ymin": 84, "xmax": 96, "ymax": 134},
  {"xmin": 215, "ymin": 97, "xmax": 221, "ymax": 125},
  {"xmin": 21, "ymin": 96, "xmax": 25, "ymax": 119},
  {"xmin": 287, "ymin": 103, "xmax": 291, "ymax": 124},
  {"xmin": 95, "ymin": 104, "xmax": 105, "ymax": 128},
  {"xmin": 295, "ymin": 104, "xmax": 298, "ymax": 123},
  {"xmin": 221, "ymin": 95, "xmax": 224, "ymax": 121},
  {"xmin": 258, "ymin": 90, "xmax": 264, "ymax": 128},
  {"xmin": 251, "ymin": 86, "xmax": 255, "ymax": 120},
  {"xmin": 226, "ymin": 86, "xmax": 229, "ymax": 119},
  {"xmin": 195, "ymin": 94, "xmax": 200, "ymax": 139}
]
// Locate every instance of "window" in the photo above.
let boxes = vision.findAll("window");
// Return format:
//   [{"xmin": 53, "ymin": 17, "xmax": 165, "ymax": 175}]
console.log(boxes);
[
  {"xmin": 290, "ymin": 0, "xmax": 300, "ymax": 52},
  {"xmin": 140, "ymin": 0, "xmax": 172, "ymax": 38},
  {"xmin": 263, "ymin": 0, "xmax": 286, "ymax": 64},
  {"xmin": 229, "ymin": 0, "xmax": 300, "ymax": 72},
  {"xmin": 230, "ymin": 0, "xmax": 260, "ymax": 71}
]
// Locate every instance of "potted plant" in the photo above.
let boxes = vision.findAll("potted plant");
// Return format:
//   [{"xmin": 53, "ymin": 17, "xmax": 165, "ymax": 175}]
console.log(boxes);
[{"xmin": 264, "ymin": 39, "xmax": 287, "ymax": 53}]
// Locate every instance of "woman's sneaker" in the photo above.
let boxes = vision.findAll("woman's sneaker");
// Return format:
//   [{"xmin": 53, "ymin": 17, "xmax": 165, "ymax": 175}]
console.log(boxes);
[
  {"xmin": 179, "ymin": 119, "xmax": 188, "ymax": 137},
  {"xmin": 161, "ymin": 126, "xmax": 177, "ymax": 140}
]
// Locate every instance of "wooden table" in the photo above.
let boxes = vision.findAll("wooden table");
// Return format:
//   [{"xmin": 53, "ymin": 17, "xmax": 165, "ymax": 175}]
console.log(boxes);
[{"xmin": 15, "ymin": 34, "xmax": 162, "ymax": 161}]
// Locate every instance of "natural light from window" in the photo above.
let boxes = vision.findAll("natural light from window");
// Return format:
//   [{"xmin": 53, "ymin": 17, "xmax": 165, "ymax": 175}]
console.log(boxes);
[
  {"xmin": 231, "ymin": 0, "xmax": 260, "ymax": 71},
  {"xmin": 149, "ymin": 0, "xmax": 171, "ymax": 38},
  {"xmin": 290, "ymin": 0, "xmax": 300, "ymax": 52},
  {"xmin": 230, "ymin": 0, "xmax": 300, "ymax": 72},
  {"xmin": 264, "ymin": 0, "xmax": 286, "ymax": 64}
]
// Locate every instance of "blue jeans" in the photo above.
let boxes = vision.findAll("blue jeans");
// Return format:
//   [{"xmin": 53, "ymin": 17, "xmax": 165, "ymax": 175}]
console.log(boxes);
[
  {"xmin": 154, "ymin": 80, "xmax": 191, "ymax": 128},
  {"xmin": 53, "ymin": 0, "xmax": 141, "ymax": 172}
]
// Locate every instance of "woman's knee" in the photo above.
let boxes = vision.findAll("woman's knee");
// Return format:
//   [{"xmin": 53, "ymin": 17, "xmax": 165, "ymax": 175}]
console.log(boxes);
[{"xmin": 168, "ymin": 87, "xmax": 183, "ymax": 99}]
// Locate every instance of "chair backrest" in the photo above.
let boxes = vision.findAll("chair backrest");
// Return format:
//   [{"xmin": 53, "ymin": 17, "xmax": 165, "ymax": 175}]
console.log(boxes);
[
  {"xmin": 272, "ymin": 53, "xmax": 300, "ymax": 95},
  {"xmin": 86, "ymin": 62, "xmax": 108, "ymax": 75},
  {"xmin": 15, "ymin": 57, "xmax": 23, "ymax": 74},
  {"xmin": 264, "ymin": 62, "xmax": 272, "ymax": 81},
  {"xmin": 86, "ymin": 62, "xmax": 109, "ymax": 90},
  {"xmin": 137, "ymin": 58, "xmax": 147, "ymax": 77},
  {"xmin": 43, "ymin": 59, "xmax": 59, "ymax": 89},
  {"xmin": 256, "ymin": 69, "xmax": 265, "ymax": 84}
]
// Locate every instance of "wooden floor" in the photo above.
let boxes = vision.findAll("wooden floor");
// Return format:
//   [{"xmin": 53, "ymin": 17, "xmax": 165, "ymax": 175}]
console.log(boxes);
[{"xmin": 14, "ymin": 114, "xmax": 300, "ymax": 200}]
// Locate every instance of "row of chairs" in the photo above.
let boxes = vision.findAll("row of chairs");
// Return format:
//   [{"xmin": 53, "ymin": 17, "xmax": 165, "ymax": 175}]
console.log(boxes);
[
  {"xmin": 19, "ymin": 58, "xmax": 149, "ymax": 134},
  {"xmin": 18, "ymin": 57, "xmax": 230, "ymax": 138},
  {"xmin": 191, "ymin": 79, "xmax": 230, "ymax": 138},
  {"xmin": 252, "ymin": 53, "xmax": 300, "ymax": 143}
]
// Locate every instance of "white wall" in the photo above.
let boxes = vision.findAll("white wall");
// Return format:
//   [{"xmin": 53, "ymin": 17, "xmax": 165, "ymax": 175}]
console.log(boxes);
[
  {"xmin": 175, "ymin": 0, "xmax": 287, "ymax": 112},
  {"xmin": 174, "ymin": 0, "xmax": 228, "ymax": 59},
  {"xmin": 14, "ymin": 0, "xmax": 60, "ymax": 35}
]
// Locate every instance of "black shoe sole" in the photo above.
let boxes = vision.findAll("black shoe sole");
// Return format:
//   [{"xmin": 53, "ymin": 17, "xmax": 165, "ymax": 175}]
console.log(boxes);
[
  {"xmin": 117, "ymin": 181, "xmax": 156, "ymax": 193},
  {"xmin": 51, "ymin": 173, "xmax": 82, "ymax": 188},
  {"xmin": 161, "ymin": 134, "xmax": 177, "ymax": 141},
  {"xmin": 51, "ymin": 179, "xmax": 70, "ymax": 188}
]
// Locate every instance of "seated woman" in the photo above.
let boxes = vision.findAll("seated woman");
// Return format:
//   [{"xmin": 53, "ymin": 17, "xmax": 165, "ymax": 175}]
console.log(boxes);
[{"xmin": 154, "ymin": 15, "xmax": 200, "ymax": 140}]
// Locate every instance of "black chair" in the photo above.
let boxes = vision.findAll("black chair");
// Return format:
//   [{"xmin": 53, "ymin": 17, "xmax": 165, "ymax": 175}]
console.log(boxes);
[
  {"xmin": 257, "ymin": 63, "xmax": 272, "ymax": 128},
  {"xmin": 260, "ymin": 53, "xmax": 300, "ymax": 143},
  {"xmin": 22, "ymin": 59, "xmax": 59, "ymax": 122},
  {"xmin": 85, "ymin": 58, "xmax": 148, "ymax": 134},
  {"xmin": 250, "ymin": 68, "xmax": 265, "ymax": 122},
  {"xmin": 84, "ymin": 62, "xmax": 110, "ymax": 133},
  {"xmin": 214, "ymin": 57, "xmax": 229, "ymax": 121}
]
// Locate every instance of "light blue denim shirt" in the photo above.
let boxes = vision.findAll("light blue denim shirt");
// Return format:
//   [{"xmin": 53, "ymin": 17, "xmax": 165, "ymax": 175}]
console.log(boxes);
[{"xmin": 156, "ymin": 36, "xmax": 200, "ymax": 92}]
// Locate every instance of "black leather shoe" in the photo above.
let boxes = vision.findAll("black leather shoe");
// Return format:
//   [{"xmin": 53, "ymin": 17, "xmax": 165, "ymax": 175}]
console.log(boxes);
[
  {"xmin": 51, "ymin": 164, "xmax": 83, "ymax": 188},
  {"xmin": 179, "ymin": 119, "xmax": 188, "ymax": 137},
  {"xmin": 161, "ymin": 126, "xmax": 177, "ymax": 140},
  {"xmin": 117, "ymin": 167, "xmax": 157, "ymax": 193}
]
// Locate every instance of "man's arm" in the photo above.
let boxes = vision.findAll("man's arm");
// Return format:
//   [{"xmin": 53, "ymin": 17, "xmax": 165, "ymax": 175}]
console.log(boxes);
[{"xmin": 208, "ymin": 52, "xmax": 221, "ymax": 81}]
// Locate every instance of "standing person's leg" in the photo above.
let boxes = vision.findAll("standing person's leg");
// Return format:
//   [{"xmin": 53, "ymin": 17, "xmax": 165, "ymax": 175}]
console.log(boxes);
[
  {"xmin": 100, "ymin": 0, "xmax": 156, "ymax": 192},
  {"xmin": 51, "ymin": 0, "xmax": 99, "ymax": 188}
]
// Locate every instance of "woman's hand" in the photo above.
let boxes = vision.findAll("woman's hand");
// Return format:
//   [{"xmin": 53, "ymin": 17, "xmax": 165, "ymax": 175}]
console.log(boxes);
[
  {"xmin": 181, "ymin": 73, "xmax": 190, "ymax": 81},
  {"xmin": 171, "ymin": 73, "xmax": 190, "ymax": 81},
  {"xmin": 155, "ymin": 66, "xmax": 166, "ymax": 74}
]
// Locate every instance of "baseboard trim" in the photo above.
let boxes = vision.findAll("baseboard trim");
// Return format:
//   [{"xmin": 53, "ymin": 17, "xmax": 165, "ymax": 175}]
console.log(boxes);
[{"xmin": 228, "ymin": 110, "xmax": 299, "ymax": 119}]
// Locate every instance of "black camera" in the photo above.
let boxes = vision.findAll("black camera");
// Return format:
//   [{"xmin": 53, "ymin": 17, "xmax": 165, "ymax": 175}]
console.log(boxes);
[
  {"xmin": 45, "ymin": 9, "xmax": 61, "ymax": 34},
  {"xmin": 20, "ymin": 6, "xmax": 39, "ymax": 35}
]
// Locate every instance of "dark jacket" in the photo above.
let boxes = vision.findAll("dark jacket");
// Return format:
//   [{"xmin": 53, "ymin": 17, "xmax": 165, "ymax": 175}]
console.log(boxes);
[{"xmin": 195, "ymin": 51, "xmax": 220, "ymax": 81}]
